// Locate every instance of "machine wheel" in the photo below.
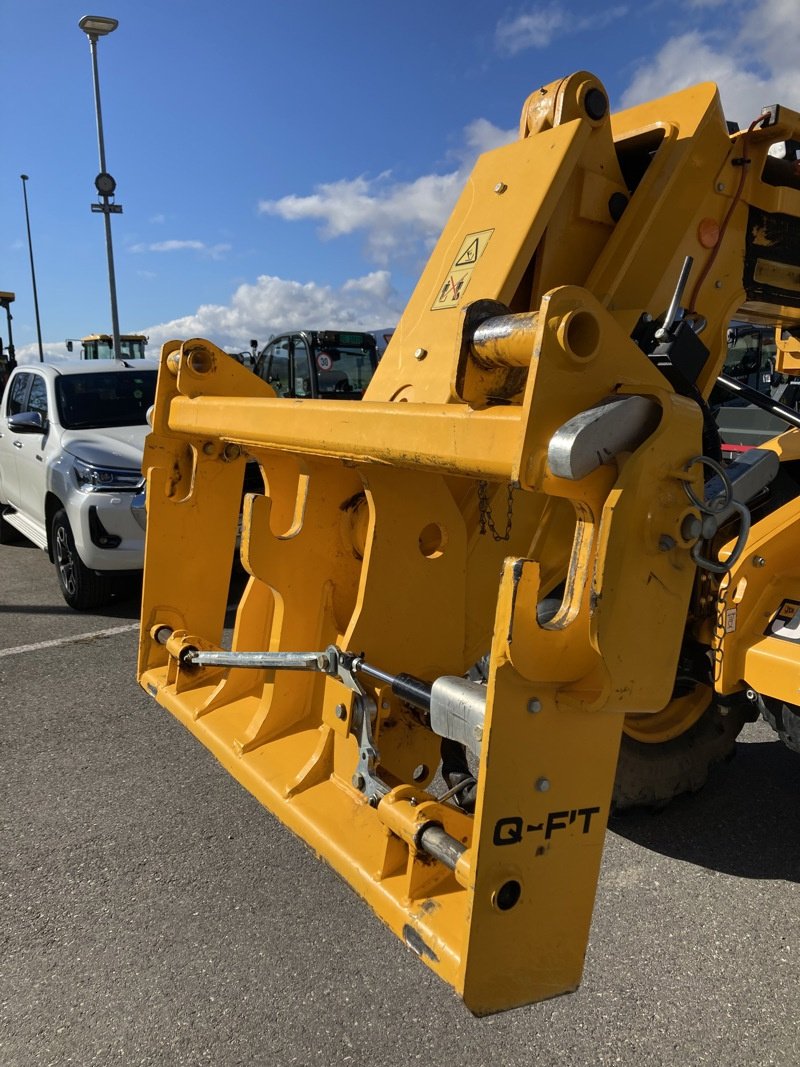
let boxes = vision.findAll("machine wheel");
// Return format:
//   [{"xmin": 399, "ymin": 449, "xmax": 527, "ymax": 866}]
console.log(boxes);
[
  {"xmin": 613, "ymin": 688, "xmax": 750, "ymax": 810},
  {"xmin": 52, "ymin": 509, "xmax": 113, "ymax": 611},
  {"xmin": 760, "ymin": 696, "xmax": 800, "ymax": 755}
]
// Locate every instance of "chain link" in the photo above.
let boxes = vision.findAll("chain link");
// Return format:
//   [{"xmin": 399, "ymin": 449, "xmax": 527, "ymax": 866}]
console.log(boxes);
[
  {"xmin": 477, "ymin": 481, "xmax": 514, "ymax": 541},
  {"xmin": 710, "ymin": 571, "xmax": 731, "ymax": 686}
]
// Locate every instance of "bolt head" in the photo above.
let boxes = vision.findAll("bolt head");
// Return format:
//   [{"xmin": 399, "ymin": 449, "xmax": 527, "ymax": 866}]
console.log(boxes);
[
  {"xmin": 494, "ymin": 182, "xmax": 508, "ymax": 194},
  {"xmin": 352, "ymin": 773, "xmax": 366, "ymax": 790},
  {"xmin": 535, "ymin": 777, "xmax": 551, "ymax": 792},
  {"xmin": 414, "ymin": 347, "xmax": 428, "ymax": 361},
  {"xmin": 335, "ymin": 703, "xmax": 347, "ymax": 720},
  {"xmin": 527, "ymin": 698, "xmax": 542, "ymax": 713},
  {"xmin": 753, "ymin": 555, "xmax": 766, "ymax": 567}
]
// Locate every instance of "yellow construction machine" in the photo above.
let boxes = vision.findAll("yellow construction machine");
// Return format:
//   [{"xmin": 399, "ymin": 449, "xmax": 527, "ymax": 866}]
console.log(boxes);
[{"xmin": 137, "ymin": 72, "xmax": 800, "ymax": 1014}]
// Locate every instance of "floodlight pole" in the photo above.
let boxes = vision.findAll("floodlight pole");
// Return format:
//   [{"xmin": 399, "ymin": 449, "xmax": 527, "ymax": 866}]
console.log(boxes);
[
  {"xmin": 20, "ymin": 175, "xmax": 44, "ymax": 362},
  {"xmin": 79, "ymin": 15, "xmax": 123, "ymax": 360}
]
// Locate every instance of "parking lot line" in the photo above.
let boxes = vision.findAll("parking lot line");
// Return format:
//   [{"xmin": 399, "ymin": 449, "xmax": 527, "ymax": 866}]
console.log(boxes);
[{"xmin": 0, "ymin": 622, "xmax": 139, "ymax": 659}]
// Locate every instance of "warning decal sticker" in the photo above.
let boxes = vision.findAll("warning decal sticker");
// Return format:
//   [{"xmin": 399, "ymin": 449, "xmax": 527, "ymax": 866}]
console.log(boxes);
[
  {"xmin": 432, "ymin": 229, "xmax": 494, "ymax": 310},
  {"xmin": 765, "ymin": 598, "xmax": 800, "ymax": 642},
  {"xmin": 455, "ymin": 237, "xmax": 482, "ymax": 266}
]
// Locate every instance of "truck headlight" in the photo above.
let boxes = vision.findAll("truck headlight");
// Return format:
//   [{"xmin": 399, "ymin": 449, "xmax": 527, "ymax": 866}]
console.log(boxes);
[{"xmin": 73, "ymin": 458, "xmax": 144, "ymax": 492}]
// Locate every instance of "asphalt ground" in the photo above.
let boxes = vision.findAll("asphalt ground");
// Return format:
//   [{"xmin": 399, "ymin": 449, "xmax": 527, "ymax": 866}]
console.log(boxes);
[{"xmin": 1, "ymin": 536, "xmax": 799, "ymax": 1067}]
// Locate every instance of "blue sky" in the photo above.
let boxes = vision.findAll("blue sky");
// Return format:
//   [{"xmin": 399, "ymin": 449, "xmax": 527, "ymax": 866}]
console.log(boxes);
[{"xmin": 2, "ymin": 0, "xmax": 798, "ymax": 361}]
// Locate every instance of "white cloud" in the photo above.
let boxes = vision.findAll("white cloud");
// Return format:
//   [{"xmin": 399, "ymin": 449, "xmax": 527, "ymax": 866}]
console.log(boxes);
[
  {"xmin": 14, "ymin": 340, "xmax": 73, "ymax": 364},
  {"xmin": 622, "ymin": 0, "xmax": 800, "ymax": 127},
  {"xmin": 495, "ymin": 7, "xmax": 566, "ymax": 53},
  {"xmin": 494, "ymin": 4, "xmax": 628, "ymax": 56},
  {"xmin": 130, "ymin": 239, "xmax": 231, "ymax": 259},
  {"xmin": 15, "ymin": 271, "xmax": 405, "ymax": 363},
  {"xmin": 142, "ymin": 271, "xmax": 406, "ymax": 353},
  {"xmin": 258, "ymin": 119, "xmax": 515, "ymax": 265},
  {"xmin": 463, "ymin": 117, "xmax": 519, "ymax": 154},
  {"xmin": 260, "ymin": 172, "xmax": 462, "ymax": 265}
]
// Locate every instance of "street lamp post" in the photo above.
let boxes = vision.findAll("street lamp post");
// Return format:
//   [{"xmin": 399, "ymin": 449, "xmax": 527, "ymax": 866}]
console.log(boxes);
[
  {"xmin": 20, "ymin": 175, "xmax": 44, "ymax": 362},
  {"xmin": 78, "ymin": 14, "xmax": 123, "ymax": 360}
]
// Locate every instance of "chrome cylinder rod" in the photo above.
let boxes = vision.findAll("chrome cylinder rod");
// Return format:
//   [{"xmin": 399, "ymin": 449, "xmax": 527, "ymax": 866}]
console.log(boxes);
[
  {"xmin": 183, "ymin": 649, "xmax": 332, "ymax": 671},
  {"xmin": 417, "ymin": 824, "xmax": 467, "ymax": 871}
]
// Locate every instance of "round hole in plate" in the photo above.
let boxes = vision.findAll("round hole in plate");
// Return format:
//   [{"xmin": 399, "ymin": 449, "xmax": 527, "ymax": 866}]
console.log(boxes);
[
  {"xmin": 412, "ymin": 764, "xmax": 429, "ymax": 783},
  {"xmin": 186, "ymin": 347, "xmax": 214, "ymax": 374},
  {"xmin": 419, "ymin": 522, "xmax": 446, "ymax": 559},
  {"xmin": 563, "ymin": 310, "xmax": 599, "ymax": 359},
  {"xmin": 493, "ymin": 879, "xmax": 522, "ymax": 911}
]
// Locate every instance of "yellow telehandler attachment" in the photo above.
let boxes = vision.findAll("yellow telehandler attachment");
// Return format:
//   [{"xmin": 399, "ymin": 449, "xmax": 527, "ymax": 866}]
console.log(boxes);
[{"xmin": 138, "ymin": 72, "xmax": 800, "ymax": 1013}]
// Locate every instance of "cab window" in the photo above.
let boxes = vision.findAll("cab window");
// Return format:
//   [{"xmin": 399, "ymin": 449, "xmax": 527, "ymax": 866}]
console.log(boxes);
[
  {"xmin": 6, "ymin": 373, "xmax": 31, "ymax": 416},
  {"xmin": 263, "ymin": 339, "xmax": 290, "ymax": 396},
  {"xmin": 316, "ymin": 345, "xmax": 377, "ymax": 397},
  {"xmin": 293, "ymin": 336, "xmax": 312, "ymax": 397},
  {"xmin": 27, "ymin": 375, "xmax": 49, "ymax": 422}
]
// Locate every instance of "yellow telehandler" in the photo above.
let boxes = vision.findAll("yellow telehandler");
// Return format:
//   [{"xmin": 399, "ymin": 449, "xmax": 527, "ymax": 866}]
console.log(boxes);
[{"xmin": 137, "ymin": 71, "xmax": 800, "ymax": 1014}]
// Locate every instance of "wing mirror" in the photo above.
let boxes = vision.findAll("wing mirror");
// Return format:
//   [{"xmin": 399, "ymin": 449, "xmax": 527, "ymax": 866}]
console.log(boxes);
[{"xmin": 8, "ymin": 411, "xmax": 46, "ymax": 434}]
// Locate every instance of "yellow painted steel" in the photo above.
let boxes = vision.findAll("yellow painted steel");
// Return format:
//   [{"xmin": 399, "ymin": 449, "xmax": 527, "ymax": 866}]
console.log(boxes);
[{"xmin": 138, "ymin": 72, "xmax": 800, "ymax": 1013}]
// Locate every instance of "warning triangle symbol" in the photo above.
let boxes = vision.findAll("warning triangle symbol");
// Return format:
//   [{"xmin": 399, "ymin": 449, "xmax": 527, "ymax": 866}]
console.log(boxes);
[{"xmin": 455, "ymin": 238, "xmax": 480, "ymax": 267}]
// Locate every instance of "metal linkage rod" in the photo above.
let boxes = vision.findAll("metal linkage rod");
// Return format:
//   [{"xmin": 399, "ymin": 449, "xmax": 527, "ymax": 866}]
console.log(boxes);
[
  {"xmin": 417, "ymin": 824, "xmax": 467, "ymax": 870},
  {"xmin": 183, "ymin": 649, "xmax": 332, "ymax": 671},
  {"xmin": 716, "ymin": 373, "xmax": 800, "ymax": 429}
]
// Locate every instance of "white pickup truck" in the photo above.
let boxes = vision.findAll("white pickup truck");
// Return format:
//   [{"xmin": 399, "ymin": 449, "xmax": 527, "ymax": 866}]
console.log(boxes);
[{"xmin": 0, "ymin": 360, "xmax": 157, "ymax": 609}]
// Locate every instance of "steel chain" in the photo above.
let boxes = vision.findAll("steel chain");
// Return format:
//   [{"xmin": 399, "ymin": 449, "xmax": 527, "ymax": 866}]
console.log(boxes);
[{"xmin": 477, "ymin": 481, "xmax": 514, "ymax": 541}]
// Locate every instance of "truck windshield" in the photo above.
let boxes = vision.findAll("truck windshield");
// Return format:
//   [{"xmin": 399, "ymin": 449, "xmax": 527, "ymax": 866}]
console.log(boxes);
[
  {"xmin": 56, "ymin": 371, "xmax": 157, "ymax": 429},
  {"xmin": 315, "ymin": 344, "xmax": 378, "ymax": 396},
  {"xmin": 83, "ymin": 337, "xmax": 147, "ymax": 359}
]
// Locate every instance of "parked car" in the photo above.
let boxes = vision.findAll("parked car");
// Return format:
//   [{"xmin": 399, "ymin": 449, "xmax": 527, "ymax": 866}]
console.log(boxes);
[{"xmin": 0, "ymin": 360, "xmax": 158, "ymax": 609}]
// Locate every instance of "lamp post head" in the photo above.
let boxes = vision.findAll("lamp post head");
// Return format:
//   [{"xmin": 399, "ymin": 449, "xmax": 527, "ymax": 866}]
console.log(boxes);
[
  {"xmin": 94, "ymin": 171, "xmax": 117, "ymax": 196},
  {"xmin": 20, "ymin": 174, "xmax": 29, "ymax": 182},
  {"xmin": 78, "ymin": 15, "xmax": 119, "ymax": 38}
]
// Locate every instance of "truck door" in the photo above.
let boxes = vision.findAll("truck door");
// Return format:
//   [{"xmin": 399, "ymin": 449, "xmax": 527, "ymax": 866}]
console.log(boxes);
[
  {"xmin": 258, "ymin": 337, "xmax": 291, "ymax": 396},
  {"xmin": 0, "ymin": 371, "xmax": 32, "ymax": 508},
  {"xmin": 14, "ymin": 371, "xmax": 49, "ymax": 528}
]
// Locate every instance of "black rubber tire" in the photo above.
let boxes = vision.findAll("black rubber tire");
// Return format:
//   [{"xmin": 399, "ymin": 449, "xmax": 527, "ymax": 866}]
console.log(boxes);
[
  {"xmin": 613, "ymin": 699, "xmax": 749, "ymax": 811},
  {"xmin": 52, "ymin": 508, "xmax": 114, "ymax": 611},
  {"xmin": 760, "ymin": 696, "xmax": 800, "ymax": 755}
]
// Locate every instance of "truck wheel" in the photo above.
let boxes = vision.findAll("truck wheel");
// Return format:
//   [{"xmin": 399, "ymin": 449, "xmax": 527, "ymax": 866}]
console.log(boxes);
[
  {"xmin": 52, "ymin": 509, "xmax": 113, "ymax": 611},
  {"xmin": 613, "ymin": 687, "xmax": 749, "ymax": 810}
]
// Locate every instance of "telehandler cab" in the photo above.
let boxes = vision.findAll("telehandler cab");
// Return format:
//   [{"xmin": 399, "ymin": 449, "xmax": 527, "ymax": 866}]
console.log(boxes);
[{"xmin": 138, "ymin": 71, "xmax": 800, "ymax": 1014}]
